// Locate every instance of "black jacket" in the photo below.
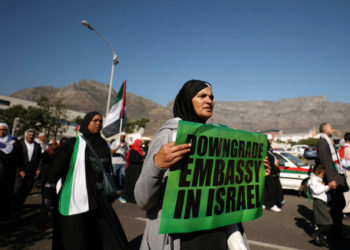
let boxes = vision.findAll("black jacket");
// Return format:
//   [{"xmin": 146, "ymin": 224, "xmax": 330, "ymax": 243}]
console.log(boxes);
[
  {"xmin": 316, "ymin": 137, "xmax": 346, "ymax": 187},
  {"xmin": 19, "ymin": 139, "xmax": 42, "ymax": 174}
]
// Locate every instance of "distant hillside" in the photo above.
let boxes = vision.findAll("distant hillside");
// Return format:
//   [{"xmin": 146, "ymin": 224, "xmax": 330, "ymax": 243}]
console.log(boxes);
[
  {"xmin": 211, "ymin": 96, "xmax": 350, "ymax": 134},
  {"xmin": 11, "ymin": 80, "xmax": 350, "ymax": 136},
  {"xmin": 167, "ymin": 96, "xmax": 350, "ymax": 134},
  {"xmin": 11, "ymin": 80, "xmax": 172, "ymax": 135}
]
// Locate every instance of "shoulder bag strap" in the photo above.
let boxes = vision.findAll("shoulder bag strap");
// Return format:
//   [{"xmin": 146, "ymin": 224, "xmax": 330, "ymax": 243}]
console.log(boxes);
[{"xmin": 81, "ymin": 136, "xmax": 108, "ymax": 175}]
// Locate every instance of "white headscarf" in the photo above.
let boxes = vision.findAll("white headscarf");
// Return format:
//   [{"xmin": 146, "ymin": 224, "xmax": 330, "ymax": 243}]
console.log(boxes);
[{"xmin": 0, "ymin": 123, "xmax": 14, "ymax": 154}]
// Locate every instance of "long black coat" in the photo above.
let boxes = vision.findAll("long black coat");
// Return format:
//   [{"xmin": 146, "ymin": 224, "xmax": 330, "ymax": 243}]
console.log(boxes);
[
  {"xmin": 316, "ymin": 138, "xmax": 346, "ymax": 187},
  {"xmin": 18, "ymin": 139, "xmax": 42, "ymax": 174},
  {"xmin": 263, "ymin": 149, "xmax": 284, "ymax": 208},
  {"xmin": 0, "ymin": 143, "xmax": 22, "ymax": 220},
  {"xmin": 121, "ymin": 149, "xmax": 144, "ymax": 203},
  {"xmin": 45, "ymin": 137, "xmax": 130, "ymax": 250}
]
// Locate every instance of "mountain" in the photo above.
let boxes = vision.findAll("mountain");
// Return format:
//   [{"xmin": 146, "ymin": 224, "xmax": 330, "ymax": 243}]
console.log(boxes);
[
  {"xmin": 208, "ymin": 96, "xmax": 350, "ymax": 134},
  {"xmin": 10, "ymin": 80, "xmax": 350, "ymax": 136},
  {"xmin": 10, "ymin": 80, "xmax": 172, "ymax": 135},
  {"xmin": 167, "ymin": 96, "xmax": 350, "ymax": 135}
]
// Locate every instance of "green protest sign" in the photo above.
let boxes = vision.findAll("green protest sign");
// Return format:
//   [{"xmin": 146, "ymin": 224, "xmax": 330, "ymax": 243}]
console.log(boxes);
[{"xmin": 159, "ymin": 120, "xmax": 267, "ymax": 234}]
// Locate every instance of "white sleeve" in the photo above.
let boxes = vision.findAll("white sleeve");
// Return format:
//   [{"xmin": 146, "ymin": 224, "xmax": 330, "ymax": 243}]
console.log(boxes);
[
  {"xmin": 309, "ymin": 179, "xmax": 329, "ymax": 195},
  {"xmin": 111, "ymin": 140, "xmax": 119, "ymax": 150}
]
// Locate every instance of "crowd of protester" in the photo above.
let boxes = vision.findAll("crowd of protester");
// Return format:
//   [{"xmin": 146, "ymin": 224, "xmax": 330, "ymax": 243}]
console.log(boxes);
[{"xmin": 1, "ymin": 80, "xmax": 350, "ymax": 249}]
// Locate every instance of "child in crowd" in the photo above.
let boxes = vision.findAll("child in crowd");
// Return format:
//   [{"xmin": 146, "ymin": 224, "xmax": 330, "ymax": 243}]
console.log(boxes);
[{"xmin": 308, "ymin": 164, "xmax": 336, "ymax": 247}]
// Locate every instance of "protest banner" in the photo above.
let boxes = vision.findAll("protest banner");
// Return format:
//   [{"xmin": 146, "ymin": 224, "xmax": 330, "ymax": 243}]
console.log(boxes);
[{"xmin": 159, "ymin": 120, "xmax": 267, "ymax": 234}]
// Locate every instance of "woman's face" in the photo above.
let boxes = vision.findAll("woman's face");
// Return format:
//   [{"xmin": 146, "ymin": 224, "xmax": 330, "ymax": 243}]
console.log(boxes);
[
  {"xmin": 88, "ymin": 114, "xmax": 103, "ymax": 135},
  {"xmin": 0, "ymin": 125, "xmax": 8, "ymax": 138},
  {"xmin": 192, "ymin": 87, "xmax": 214, "ymax": 121}
]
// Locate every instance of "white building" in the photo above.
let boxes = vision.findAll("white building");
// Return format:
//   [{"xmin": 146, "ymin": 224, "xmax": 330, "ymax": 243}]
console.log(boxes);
[
  {"xmin": 275, "ymin": 130, "xmax": 320, "ymax": 142},
  {"xmin": 0, "ymin": 94, "xmax": 86, "ymax": 138}
]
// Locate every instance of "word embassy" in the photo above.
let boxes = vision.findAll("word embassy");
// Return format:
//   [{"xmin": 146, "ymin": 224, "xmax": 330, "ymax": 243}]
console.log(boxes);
[
  {"xmin": 159, "ymin": 120, "xmax": 267, "ymax": 234},
  {"xmin": 174, "ymin": 134, "xmax": 265, "ymax": 219}
]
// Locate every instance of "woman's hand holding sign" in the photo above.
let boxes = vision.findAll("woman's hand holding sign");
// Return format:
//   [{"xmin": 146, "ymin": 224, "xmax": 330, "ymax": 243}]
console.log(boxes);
[
  {"xmin": 263, "ymin": 156, "xmax": 271, "ymax": 176},
  {"xmin": 154, "ymin": 142, "xmax": 192, "ymax": 169}
]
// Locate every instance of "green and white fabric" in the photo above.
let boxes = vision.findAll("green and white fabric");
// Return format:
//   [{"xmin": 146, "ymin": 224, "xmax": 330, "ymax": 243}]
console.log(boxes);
[
  {"xmin": 320, "ymin": 133, "xmax": 342, "ymax": 173},
  {"xmin": 102, "ymin": 81, "xmax": 126, "ymax": 138},
  {"xmin": 58, "ymin": 134, "xmax": 89, "ymax": 216}
]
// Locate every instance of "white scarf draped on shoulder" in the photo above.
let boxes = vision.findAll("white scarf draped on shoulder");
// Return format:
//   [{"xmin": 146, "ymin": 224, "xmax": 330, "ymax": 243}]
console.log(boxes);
[{"xmin": 58, "ymin": 134, "xmax": 90, "ymax": 216}]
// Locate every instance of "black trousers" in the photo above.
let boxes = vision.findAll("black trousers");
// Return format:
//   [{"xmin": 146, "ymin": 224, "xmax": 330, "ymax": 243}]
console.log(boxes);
[
  {"xmin": 12, "ymin": 174, "xmax": 35, "ymax": 211},
  {"xmin": 329, "ymin": 187, "xmax": 346, "ymax": 232}
]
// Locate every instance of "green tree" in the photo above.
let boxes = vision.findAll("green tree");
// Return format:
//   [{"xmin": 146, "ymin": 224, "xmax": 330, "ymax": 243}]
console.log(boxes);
[
  {"xmin": 297, "ymin": 138, "xmax": 318, "ymax": 146},
  {"xmin": 0, "ymin": 97, "xmax": 68, "ymax": 139},
  {"xmin": 0, "ymin": 105, "xmax": 27, "ymax": 135},
  {"xmin": 287, "ymin": 139, "xmax": 297, "ymax": 146},
  {"xmin": 124, "ymin": 118, "xmax": 134, "ymax": 133},
  {"xmin": 73, "ymin": 116, "xmax": 83, "ymax": 125},
  {"xmin": 135, "ymin": 118, "xmax": 150, "ymax": 130},
  {"xmin": 0, "ymin": 105, "xmax": 45, "ymax": 136},
  {"xmin": 36, "ymin": 96, "xmax": 67, "ymax": 139},
  {"xmin": 26, "ymin": 106, "xmax": 45, "ymax": 130},
  {"xmin": 275, "ymin": 139, "xmax": 284, "ymax": 143},
  {"xmin": 125, "ymin": 118, "xmax": 150, "ymax": 133}
]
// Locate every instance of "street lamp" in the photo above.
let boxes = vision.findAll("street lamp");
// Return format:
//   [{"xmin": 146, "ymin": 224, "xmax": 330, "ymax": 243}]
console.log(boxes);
[{"xmin": 81, "ymin": 20, "xmax": 119, "ymax": 116}]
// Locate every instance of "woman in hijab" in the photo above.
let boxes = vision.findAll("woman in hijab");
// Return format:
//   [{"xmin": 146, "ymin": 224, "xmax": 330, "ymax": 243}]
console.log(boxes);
[
  {"xmin": 135, "ymin": 80, "xmax": 249, "ymax": 250},
  {"xmin": 262, "ymin": 134, "xmax": 284, "ymax": 212},
  {"xmin": 120, "ymin": 139, "xmax": 144, "ymax": 203},
  {"xmin": 43, "ymin": 112, "xmax": 130, "ymax": 250},
  {"xmin": 0, "ymin": 122, "xmax": 21, "ymax": 221}
]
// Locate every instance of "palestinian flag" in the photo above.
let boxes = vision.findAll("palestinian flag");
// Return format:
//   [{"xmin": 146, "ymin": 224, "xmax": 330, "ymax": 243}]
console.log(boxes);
[
  {"xmin": 59, "ymin": 134, "xmax": 89, "ymax": 216},
  {"xmin": 102, "ymin": 80, "xmax": 126, "ymax": 137}
]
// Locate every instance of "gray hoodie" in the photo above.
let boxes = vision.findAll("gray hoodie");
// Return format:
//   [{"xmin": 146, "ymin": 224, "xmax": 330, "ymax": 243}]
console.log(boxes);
[
  {"xmin": 134, "ymin": 118, "xmax": 249, "ymax": 250},
  {"xmin": 135, "ymin": 118, "xmax": 180, "ymax": 250}
]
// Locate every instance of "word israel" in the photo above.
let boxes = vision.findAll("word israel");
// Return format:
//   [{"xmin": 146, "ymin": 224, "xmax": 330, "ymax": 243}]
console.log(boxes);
[{"xmin": 173, "ymin": 134, "xmax": 265, "ymax": 219}]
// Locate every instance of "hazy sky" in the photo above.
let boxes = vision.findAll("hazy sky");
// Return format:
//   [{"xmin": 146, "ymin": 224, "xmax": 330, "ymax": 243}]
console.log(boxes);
[{"xmin": 1, "ymin": 0, "xmax": 349, "ymax": 106}]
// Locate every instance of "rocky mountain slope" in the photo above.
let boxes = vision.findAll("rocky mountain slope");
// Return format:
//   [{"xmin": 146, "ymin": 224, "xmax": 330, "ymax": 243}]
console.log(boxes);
[
  {"xmin": 11, "ymin": 80, "xmax": 350, "ymax": 136},
  {"xmin": 10, "ymin": 80, "xmax": 172, "ymax": 135},
  {"xmin": 166, "ymin": 96, "xmax": 350, "ymax": 134},
  {"xmin": 210, "ymin": 96, "xmax": 350, "ymax": 134}
]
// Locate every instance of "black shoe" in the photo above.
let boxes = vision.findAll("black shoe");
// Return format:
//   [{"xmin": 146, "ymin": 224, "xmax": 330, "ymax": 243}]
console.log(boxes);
[
  {"xmin": 313, "ymin": 235, "xmax": 322, "ymax": 247},
  {"xmin": 321, "ymin": 235, "xmax": 330, "ymax": 248},
  {"xmin": 343, "ymin": 213, "xmax": 350, "ymax": 220}
]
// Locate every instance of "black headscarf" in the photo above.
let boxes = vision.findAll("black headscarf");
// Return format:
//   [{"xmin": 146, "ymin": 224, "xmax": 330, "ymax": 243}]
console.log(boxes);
[
  {"xmin": 173, "ymin": 79, "xmax": 212, "ymax": 124},
  {"xmin": 79, "ymin": 111, "xmax": 109, "ymax": 154},
  {"xmin": 80, "ymin": 111, "xmax": 101, "ymax": 138}
]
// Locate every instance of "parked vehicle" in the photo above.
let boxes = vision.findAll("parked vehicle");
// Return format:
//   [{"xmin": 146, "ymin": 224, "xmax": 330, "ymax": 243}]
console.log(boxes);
[
  {"xmin": 303, "ymin": 146, "xmax": 317, "ymax": 160},
  {"xmin": 273, "ymin": 147, "xmax": 285, "ymax": 152},
  {"xmin": 287, "ymin": 144, "xmax": 308, "ymax": 158},
  {"xmin": 273, "ymin": 151, "xmax": 311, "ymax": 191}
]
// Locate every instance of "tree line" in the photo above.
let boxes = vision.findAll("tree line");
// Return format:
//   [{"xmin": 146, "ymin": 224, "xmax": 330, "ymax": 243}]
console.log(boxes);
[{"xmin": 0, "ymin": 96, "xmax": 149, "ymax": 139}]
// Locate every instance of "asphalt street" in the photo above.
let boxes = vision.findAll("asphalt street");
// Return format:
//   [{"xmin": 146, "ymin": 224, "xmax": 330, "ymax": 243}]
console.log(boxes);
[{"xmin": 0, "ymin": 190, "xmax": 349, "ymax": 250}]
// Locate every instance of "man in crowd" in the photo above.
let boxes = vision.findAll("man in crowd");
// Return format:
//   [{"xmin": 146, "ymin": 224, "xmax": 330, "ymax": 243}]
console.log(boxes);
[
  {"xmin": 338, "ymin": 132, "xmax": 350, "ymax": 217},
  {"xmin": 111, "ymin": 132, "xmax": 129, "ymax": 200},
  {"xmin": 316, "ymin": 122, "xmax": 349, "ymax": 238},
  {"xmin": 34, "ymin": 133, "xmax": 48, "ymax": 188},
  {"xmin": 35, "ymin": 132, "xmax": 48, "ymax": 153},
  {"xmin": 13, "ymin": 128, "xmax": 42, "ymax": 216},
  {"xmin": 263, "ymin": 134, "xmax": 284, "ymax": 212}
]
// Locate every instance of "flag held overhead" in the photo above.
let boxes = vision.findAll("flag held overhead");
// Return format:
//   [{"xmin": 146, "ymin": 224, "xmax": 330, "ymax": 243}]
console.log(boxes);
[{"xmin": 102, "ymin": 80, "xmax": 126, "ymax": 137}]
